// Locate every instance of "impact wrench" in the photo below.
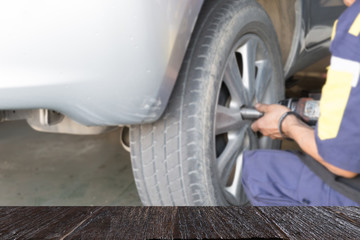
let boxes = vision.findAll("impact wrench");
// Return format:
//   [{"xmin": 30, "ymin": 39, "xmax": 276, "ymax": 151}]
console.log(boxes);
[{"xmin": 240, "ymin": 98, "xmax": 320, "ymax": 126}]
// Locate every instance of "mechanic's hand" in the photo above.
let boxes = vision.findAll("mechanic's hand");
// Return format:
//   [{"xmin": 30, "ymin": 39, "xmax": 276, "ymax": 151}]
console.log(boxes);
[
  {"xmin": 344, "ymin": 0, "xmax": 356, "ymax": 7},
  {"xmin": 251, "ymin": 103, "xmax": 295, "ymax": 139}
]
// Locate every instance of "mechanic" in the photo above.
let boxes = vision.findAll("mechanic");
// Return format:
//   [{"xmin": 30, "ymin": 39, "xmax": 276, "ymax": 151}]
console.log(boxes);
[{"xmin": 241, "ymin": 0, "xmax": 360, "ymax": 206}]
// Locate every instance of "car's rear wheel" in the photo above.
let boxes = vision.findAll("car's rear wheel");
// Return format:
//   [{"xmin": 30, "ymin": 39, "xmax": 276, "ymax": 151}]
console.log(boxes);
[{"xmin": 130, "ymin": 0, "xmax": 284, "ymax": 206}]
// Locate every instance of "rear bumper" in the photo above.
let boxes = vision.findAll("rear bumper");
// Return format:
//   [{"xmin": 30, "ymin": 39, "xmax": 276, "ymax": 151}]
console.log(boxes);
[{"xmin": 0, "ymin": 0, "xmax": 203, "ymax": 125}]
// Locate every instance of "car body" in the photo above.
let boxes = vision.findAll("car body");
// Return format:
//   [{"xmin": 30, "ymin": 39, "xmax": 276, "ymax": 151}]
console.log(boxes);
[{"xmin": 0, "ymin": 0, "xmax": 203, "ymax": 127}]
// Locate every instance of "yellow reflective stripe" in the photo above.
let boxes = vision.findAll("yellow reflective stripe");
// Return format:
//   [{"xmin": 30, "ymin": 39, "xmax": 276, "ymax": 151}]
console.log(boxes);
[
  {"xmin": 349, "ymin": 13, "xmax": 360, "ymax": 37},
  {"xmin": 331, "ymin": 20, "xmax": 338, "ymax": 40},
  {"xmin": 318, "ymin": 69, "xmax": 353, "ymax": 140}
]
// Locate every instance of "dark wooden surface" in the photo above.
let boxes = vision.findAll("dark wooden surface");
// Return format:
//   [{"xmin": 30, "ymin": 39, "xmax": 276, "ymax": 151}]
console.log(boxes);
[{"xmin": 0, "ymin": 207, "xmax": 359, "ymax": 239}]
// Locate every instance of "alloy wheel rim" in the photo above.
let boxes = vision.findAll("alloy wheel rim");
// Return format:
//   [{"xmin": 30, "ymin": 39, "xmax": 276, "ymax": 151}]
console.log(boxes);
[{"xmin": 215, "ymin": 34, "xmax": 275, "ymax": 205}]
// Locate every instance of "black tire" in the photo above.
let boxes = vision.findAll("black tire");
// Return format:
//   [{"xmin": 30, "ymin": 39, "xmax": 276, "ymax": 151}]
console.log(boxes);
[{"xmin": 130, "ymin": 0, "xmax": 284, "ymax": 206}]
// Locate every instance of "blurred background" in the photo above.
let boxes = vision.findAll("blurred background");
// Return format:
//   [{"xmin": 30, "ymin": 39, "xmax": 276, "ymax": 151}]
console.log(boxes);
[{"xmin": 0, "ymin": 121, "xmax": 141, "ymax": 206}]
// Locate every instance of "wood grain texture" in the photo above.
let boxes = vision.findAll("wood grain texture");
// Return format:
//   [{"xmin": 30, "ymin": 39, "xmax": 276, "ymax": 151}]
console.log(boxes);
[
  {"xmin": 173, "ymin": 207, "xmax": 284, "ymax": 239},
  {"xmin": 257, "ymin": 207, "xmax": 360, "ymax": 240},
  {"xmin": 0, "ymin": 207, "xmax": 102, "ymax": 240},
  {"xmin": 67, "ymin": 207, "xmax": 177, "ymax": 240},
  {"xmin": 0, "ymin": 207, "xmax": 359, "ymax": 239}
]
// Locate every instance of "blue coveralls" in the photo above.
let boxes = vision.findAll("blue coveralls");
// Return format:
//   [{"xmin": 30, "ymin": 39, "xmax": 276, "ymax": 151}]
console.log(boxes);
[{"xmin": 242, "ymin": 1, "xmax": 360, "ymax": 206}]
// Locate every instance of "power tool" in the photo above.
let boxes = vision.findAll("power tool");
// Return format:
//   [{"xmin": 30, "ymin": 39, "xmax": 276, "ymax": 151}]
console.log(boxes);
[{"xmin": 240, "ymin": 98, "xmax": 320, "ymax": 126}]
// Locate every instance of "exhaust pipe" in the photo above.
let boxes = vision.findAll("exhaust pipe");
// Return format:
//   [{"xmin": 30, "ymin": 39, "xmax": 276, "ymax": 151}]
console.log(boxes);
[{"xmin": 120, "ymin": 126, "xmax": 130, "ymax": 152}]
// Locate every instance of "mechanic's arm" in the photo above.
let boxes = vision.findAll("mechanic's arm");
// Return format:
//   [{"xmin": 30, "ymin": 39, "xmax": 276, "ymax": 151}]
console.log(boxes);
[{"xmin": 251, "ymin": 104, "xmax": 358, "ymax": 179}]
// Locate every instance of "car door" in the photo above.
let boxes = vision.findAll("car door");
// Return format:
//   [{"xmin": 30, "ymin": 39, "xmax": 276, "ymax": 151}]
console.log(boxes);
[{"xmin": 304, "ymin": 0, "xmax": 347, "ymax": 49}]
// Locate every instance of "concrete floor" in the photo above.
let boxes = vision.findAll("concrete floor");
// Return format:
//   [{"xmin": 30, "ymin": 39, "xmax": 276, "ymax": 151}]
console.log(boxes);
[{"xmin": 0, "ymin": 121, "xmax": 141, "ymax": 206}]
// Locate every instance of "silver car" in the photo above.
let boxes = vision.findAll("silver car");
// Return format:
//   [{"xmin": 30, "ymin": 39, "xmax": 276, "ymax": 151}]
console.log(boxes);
[{"xmin": 0, "ymin": 0, "xmax": 345, "ymax": 205}]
